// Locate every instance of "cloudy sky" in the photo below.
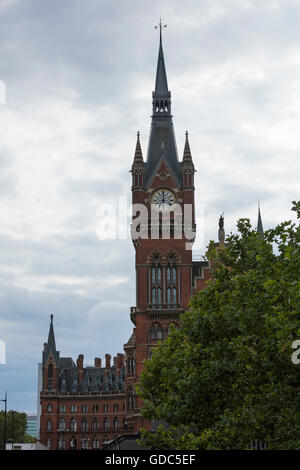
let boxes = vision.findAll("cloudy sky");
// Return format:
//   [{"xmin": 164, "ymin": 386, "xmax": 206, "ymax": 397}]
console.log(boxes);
[{"xmin": 0, "ymin": 0, "xmax": 299, "ymax": 414}]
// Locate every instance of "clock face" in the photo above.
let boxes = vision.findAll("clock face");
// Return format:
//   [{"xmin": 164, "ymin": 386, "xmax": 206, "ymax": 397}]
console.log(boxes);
[{"xmin": 151, "ymin": 189, "xmax": 176, "ymax": 210}]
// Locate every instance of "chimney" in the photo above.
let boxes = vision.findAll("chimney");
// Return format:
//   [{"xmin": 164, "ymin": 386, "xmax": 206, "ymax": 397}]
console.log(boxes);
[
  {"xmin": 105, "ymin": 354, "xmax": 111, "ymax": 370},
  {"xmin": 113, "ymin": 356, "xmax": 117, "ymax": 367},
  {"xmin": 76, "ymin": 354, "xmax": 84, "ymax": 381},
  {"xmin": 94, "ymin": 357, "xmax": 101, "ymax": 368}
]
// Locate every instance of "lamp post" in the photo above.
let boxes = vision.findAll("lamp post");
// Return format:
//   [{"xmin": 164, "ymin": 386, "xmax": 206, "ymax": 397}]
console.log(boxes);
[{"xmin": 0, "ymin": 390, "xmax": 7, "ymax": 450}]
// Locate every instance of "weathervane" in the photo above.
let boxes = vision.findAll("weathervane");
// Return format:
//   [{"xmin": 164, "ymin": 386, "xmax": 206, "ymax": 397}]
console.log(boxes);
[{"xmin": 155, "ymin": 18, "xmax": 167, "ymax": 43}]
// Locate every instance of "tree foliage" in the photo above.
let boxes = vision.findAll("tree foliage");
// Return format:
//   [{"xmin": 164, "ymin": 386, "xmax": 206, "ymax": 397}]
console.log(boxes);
[
  {"xmin": 0, "ymin": 410, "xmax": 35, "ymax": 448},
  {"xmin": 137, "ymin": 201, "xmax": 300, "ymax": 450}
]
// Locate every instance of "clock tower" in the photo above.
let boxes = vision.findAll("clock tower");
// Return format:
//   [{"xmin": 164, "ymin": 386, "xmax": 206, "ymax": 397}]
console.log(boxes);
[{"xmin": 124, "ymin": 28, "xmax": 196, "ymax": 432}]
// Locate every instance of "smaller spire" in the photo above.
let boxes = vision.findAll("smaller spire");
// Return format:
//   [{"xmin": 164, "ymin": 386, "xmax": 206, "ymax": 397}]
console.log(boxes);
[
  {"xmin": 183, "ymin": 131, "xmax": 192, "ymax": 161},
  {"xmin": 257, "ymin": 202, "xmax": 264, "ymax": 238},
  {"xmin": 43, "ymin": 314, "xmax": 59, "ymax": 366},
  {"xmin": 133, "ymin": 131, "xmax": 143, "ymax": 162},
  {"xmin": 218, "ymin": 213, "xmax": 225, "ymax": 245}
]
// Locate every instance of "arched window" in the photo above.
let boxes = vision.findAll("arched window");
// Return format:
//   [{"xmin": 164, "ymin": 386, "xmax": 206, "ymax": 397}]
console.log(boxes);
[
  {"xmin": 47, "ymin": 403, "xmax": 52, "ymax": 413},
  {"xmin": 157, "ymin": 326, "xmax": 162, "ymax": 340},
  {"xmin": 48, "ymin": 364, "xmax": 53, "ymax": 378},
  {"xmin": 152, "ymin": 266, "xmax": 156, "ymax": 283},
  {"xmin": 157, "ymin": 266, "xmax": 161, "ymax": 283},
  {"xmin": 152, "ymin": 287, "xmax": 156, "ymax": 304},
  {"xmin": 172, "ymin": 266, "xmax": 176, "ymax": 283},
  {"xmin": 93, "ymin": 418, "xmax": 99, "ymax": 432},
  {"xmin": 151, "ymin": 325, "xmax": 156, "ymax": 340},
  {"xmin": 47, "ymin": 419, "xmax": 52, "ymax": 431},
  {"xmin": 157, "ymin": 287, "xmax": 162, "ymax": 304},
  {"xmin": 173, "ymin": 287, "xmax": 177, "ymax": 303},
  {"xmin": 104, "ymin": 418, "xmax": 110, "ymax": 431},
  {"xmin": 167, "ymin": 287, "xmax": 171, "ymax": 304},
  {"xmin": 82, "ymin": 419, "xmax": 88, "ymax": 432},
  {"xmin": 93, "ymin": 438, "xmax": 99, "ymax": 449},
  {"xmin": 81, "ymin": 436, "xmax": 88, "ymax": 450},
  {"xmin": 47, "ymin": 438, "xmax": 51, "ymax": 449},
  {"xmin": 70, "ymin": 437, "xmax": 77, "ymax": 450},
  {"xmin": 167, "ymin": 266, "xmax": 171, "ymax": 284},
  {"xmin": 114, "ymin": 418, "xmax": 119, "ymax": 430},
  {"xmin": 70, "ymin": 419, "xmax": 77, "ymax": 431},
  {"xmin": 59, "ymin": 418, "xmax": 66, "ymax": 430},
  {"xmin": 58, "ymin": 436, "xmax": 65, "ymax": 450}
]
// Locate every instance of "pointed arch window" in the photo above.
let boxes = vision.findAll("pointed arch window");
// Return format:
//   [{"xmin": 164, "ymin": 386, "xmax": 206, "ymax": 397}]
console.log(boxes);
[
  {"xmin": 48, "ymin": 364, "xmax": 53, "ymax": 378},
  {"xmin": 157, "ymin": 326, "xmax": 162, "ymax": 341},
  {"xmin": 59, "ymin": 418, "xmax": 66, "ymax": 430},
  {"xmin": 157, "ymin": 287, "xmax": 162, "ymax": 304},
  {"xmin": 151, "ymin": 325, "xmax": 156, "ymax": 341},
  {"xmin": 70, "ymin": 419, "xmax": 77, "ymax": 431},
  {"xmin": 150, "ymin": 255, "xmax": 162, "ymax": 307}
]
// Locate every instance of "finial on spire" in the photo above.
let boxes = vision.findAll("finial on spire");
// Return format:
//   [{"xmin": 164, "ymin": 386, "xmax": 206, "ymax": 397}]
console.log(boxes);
[
  {"xmin": 155, "ymin": 18, "xmax": 167, "ymax": 44},
  {"xmin": 50, "ymin": 314, "xmax": 53, "ymax": 324}
]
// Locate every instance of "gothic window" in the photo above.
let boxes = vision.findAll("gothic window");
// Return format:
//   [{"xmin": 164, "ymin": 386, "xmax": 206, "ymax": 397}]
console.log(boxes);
[
  {"xmin": 157, "ymin": 287, "xmax": 162, "ymax": 304},
  {"xmin": 93, "ymin": 439, "xmax": 99, "ymax": 449},
  {"xmin": 70, "ymin": 419, "xmax": 77, "ymax": 431},
  {"xmin": 113, "ymin": 404, "xmax": 118, "ymax": 412},
  {"xmin": 48, "ymin": 364, "xmax": 53, "ymax": 378},
  {"xmin": 167, "ymin": 287, "xmax": 171, "ymax": 304},
  {"xmin": 47, "ymin": 438, "xmax": 51, "ymax": 449},
  {"xmin": 166, "ymin": 256, "xmax": 179, "ymax": 306},
  {"xmin": 71, "ymin": 404, "xmax": 77, "ymax": 413},
  {"xmin": 152, "ymin": 287, "xmax": 156, "ymax": 304},
  {"xmin": 104, "ymin": 418, "xmax": 109, "ymax": 431},
  {"xmin": 59, "ymin": 418, "xmax": 66, "ymax": 430},
  {"xmin": 93, "ymin": 418, "xmax": 99, "ymax": 432},
  {"xmin": 150, "ymin": 256, "xmax": 162, "ymax": 307},
  {"xmin": 93, "ymin": 404, "xmax": 99, "ymax": 412},
  {"xmin": 70, "ymin": 437, "xmax": 77, "ymax": 450},
  {"xmin": 103, "ymin": 404, "xmax": 109, "ymax": 412},
  {"xmin": 82, "ymin": 419, "xmax": 88, "ymax": 432},
  {"xmin": 167, "ymin": 266, "xmax": 171, "ymax": 283},
  {"xmin": 59, "ymin": 405, "xmax": 66, "ymax": 412},
  {"xmin": 157, "ymin": 326, "xmax": 162, "ymax": 340},
  {"xmin": 157, "ymin": 266, "xmax": 161, "ymax": 283},
  {"xmin": 47, "ymin": 403, "xmax": 52, "ymax": 413},
  {"xmin": 58, "ymin": 436, "xmax": 65, "ymax": 450},
  {"xmin": 47, "ymin": 419, "xmax": 52, "ymax": 431},
  {"xmin": 151, "ymin": 325, "xmax": 156, "ymax": 340},
  {"xmin": 114, "ymin": 418, "xmax": 119, "ymax": 430},
  {"xmin": 163, "ymin": 329, "xmax": 168, "ymax": 341},
  {"xmin": 82, "ymin": 404, "xmax": 88, "ymax": 413},
  {"xmin": 81, "ymin": 437, "xmax": 88, "ymax": 450}
]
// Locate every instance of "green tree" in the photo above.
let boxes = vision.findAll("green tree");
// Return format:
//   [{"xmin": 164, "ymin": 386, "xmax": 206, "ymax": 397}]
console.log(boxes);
[
  {"xmin": 0, "ymin": 410, "xmax": 35, "ymax": 447},
  {"xmin": 137, "ymin": 201, "xmax": 300, "ymax": 450}
]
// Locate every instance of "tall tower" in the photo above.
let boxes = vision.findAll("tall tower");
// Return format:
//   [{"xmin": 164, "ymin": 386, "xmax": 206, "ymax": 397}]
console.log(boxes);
[{"xmin": 125, "ymin": 27, "xmax": 196, "ymax": 432}]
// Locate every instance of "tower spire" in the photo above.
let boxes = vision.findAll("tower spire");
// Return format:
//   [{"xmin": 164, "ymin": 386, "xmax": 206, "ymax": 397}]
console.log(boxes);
[
  {"xmin": 257, "ymin": 202, "xmax": 264, "ymax": 238},
  {"xmin": 183, "ymin": 131, "xmax": 192, "ymax": 161},
  {"xmin": 43, "ymin": 314, "xmax": 59, "ymax": 366},
  {"xmin": 133, "ymin": 131, "xmax": 143, "ymax": 162},
  {"xmin": 146, "ymin": 24, "xmax": 181, "ymax": 187},
  {"xmin": 154, "ymin": 20, "xmax": 169, "ymax": 98}
]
